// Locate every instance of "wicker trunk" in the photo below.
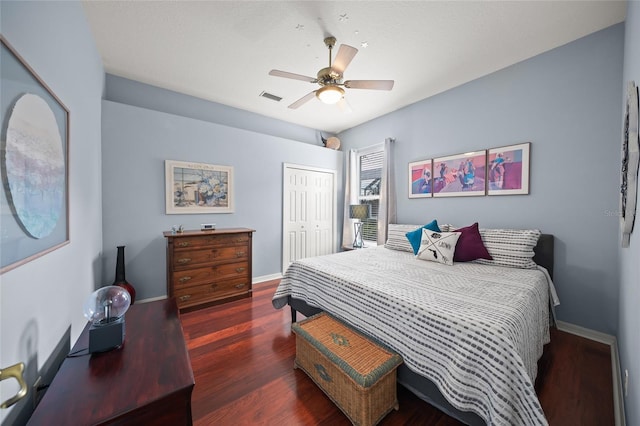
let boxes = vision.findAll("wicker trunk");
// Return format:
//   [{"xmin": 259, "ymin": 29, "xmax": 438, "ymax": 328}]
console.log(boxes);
[{"xmin": 292, "ymin": 313, "xmax": 403, "ymax": 426}]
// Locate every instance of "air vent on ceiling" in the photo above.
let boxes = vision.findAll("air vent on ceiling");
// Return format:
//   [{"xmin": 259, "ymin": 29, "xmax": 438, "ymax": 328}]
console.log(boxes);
[{"xmin": 259, "ymin": 91, "xmax": 282, "ymax": 102}]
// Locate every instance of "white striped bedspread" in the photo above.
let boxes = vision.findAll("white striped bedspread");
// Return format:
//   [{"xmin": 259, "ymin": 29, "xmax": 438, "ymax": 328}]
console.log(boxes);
[{"xmin": 272, "ymin": 246, "xmax": 560, "ymax": 426}]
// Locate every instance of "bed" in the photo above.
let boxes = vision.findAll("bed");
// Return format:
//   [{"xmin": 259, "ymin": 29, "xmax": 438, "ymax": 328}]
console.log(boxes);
[{"xmin": 272, "ymin": 225, "xmax": 558, "ymax": 426}]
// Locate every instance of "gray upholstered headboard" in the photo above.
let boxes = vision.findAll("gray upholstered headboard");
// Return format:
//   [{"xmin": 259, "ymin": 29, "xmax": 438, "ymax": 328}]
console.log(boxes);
[{"xmin": 533, "ymin": 234, "xmax": 554, "ymax": 279}]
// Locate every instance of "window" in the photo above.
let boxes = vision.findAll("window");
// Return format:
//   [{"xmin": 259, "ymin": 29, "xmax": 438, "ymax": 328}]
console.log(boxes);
[{"xmin": 357, "ymin": 147, "xmax": 383, "ymax": 244}]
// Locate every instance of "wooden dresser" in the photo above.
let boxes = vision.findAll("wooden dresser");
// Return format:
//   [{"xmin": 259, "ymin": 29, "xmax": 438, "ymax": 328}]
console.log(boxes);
[{"xmin": 164, "ymin": 228, "xmax": 254, "ymax": 311}]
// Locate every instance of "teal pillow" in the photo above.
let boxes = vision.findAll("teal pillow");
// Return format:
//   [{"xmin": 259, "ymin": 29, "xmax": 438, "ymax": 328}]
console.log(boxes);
[{"xmin": 405, "ymin": 220, "xmax": 441, "ymax": 255}]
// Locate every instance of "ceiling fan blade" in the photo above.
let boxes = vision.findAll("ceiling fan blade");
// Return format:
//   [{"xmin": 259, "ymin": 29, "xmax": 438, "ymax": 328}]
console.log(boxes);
[
  {"xmin": 288, "ymin": 91, "xmax": 317, "ymax": 109},
  {"xmin": 269, "ymin": 70, "xmax": 317, "ymax": 83},
  {"xmin": 331, "ymin": 44, "xmax": 358, "ymax": 75},
  {"xmin": 344, "ymin": 80, "xmax": 394, "ymax": 90},
  {"xmin": 337, "ymin": 98, "xmax": 353, "ymax": 114}
]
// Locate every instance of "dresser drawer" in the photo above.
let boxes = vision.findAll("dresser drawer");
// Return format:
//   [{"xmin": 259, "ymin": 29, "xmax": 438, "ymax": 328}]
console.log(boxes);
[
  {"xmin": 171, "ymin": 261, "xmax": 248, "ymax": 288},
  {"xmin": 174, "ymin": 283, "xmax": 216, "ymax": 308},
  {"xmin": 174, "ymin": 278, "xmax": 251, "ymax": 308},
  {"xmin": 173, "ymin": 233, "xmax": 250, "ymax": 250},
  {"xmin": 172, "ymin": 266, "xmax": 215, "ymax": 288},
  {"xmin": 216, "ymin": 261, "xmax": 249, "ymax": 280},
  {"xmin": 210, "ymin": 277, "xmax": 250, "ymax": 297},
  {"xmin": 172, "ymin": 245, "xmax": 249, "ymax": 269}
]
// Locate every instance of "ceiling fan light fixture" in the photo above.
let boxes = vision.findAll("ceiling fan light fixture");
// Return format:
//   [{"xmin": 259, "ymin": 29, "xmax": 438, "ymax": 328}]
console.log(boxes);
[{"xmin": 316, "ymin": 86, "xmax": 344, "ymax": 104}]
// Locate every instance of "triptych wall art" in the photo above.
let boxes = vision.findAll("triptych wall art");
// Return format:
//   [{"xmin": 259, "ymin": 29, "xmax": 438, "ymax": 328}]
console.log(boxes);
[{"xmin": 408, "ymin": 142, "xmax": 530, "ymax": 198}]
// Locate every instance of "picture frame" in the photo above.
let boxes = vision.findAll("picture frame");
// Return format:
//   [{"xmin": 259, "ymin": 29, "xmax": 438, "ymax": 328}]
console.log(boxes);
[
  {"xmin": 165, "ymin": 160, "xmax": 234, "ymax": 214},
  {"xmin": 487, "ymin": 142, "xmax": 531, "ymax": 196},
  {"xmin": 433, "ymin": 151, "xmax": 487, "ymax": 197},
  {"xmin": 1, "ymin": 36, "xmax": 70, "ymax": 274},
  {"xmin": 621, "ymin": 82, "xmax": 638, "ymax": 247},
  {"xmin": 408, "ymin": 159, "xmax": 433, "ymax": 198}
]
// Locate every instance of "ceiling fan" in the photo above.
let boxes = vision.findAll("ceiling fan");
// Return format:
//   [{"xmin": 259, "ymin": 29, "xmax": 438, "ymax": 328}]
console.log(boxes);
[{"xmin": 269, "ymin": 36, "xmax": 394, "ymax": 110}]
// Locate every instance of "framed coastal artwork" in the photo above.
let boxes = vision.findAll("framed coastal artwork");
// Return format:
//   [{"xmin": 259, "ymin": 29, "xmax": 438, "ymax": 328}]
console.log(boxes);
[
  {"xmin": 487, "ymin": 142, "xmax": 531, "ymax": 196},
  {"xmin": 165, "ymin": 160, "xmax": 234, "ymax": 214},
  {"xmin": 1, "ymin": 36, "xmax": 70, "ymax": 274},
  {"xmin": 433, "ymin": 151, "xmax": 486, "ymax": 197},
  {"xmin": 408, "ymin": 159, "xmax": 433, "ymax": 198}
]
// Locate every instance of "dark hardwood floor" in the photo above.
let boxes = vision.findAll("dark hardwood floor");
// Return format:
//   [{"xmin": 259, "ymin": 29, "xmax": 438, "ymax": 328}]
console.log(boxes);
[{"xmin": 180, "ymin": 280, "xmax": 614, "ymax": 425}]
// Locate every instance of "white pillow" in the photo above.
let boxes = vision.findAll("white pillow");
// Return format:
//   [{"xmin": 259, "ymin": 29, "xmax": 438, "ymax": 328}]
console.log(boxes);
[
  {"xmin": 385, "ymin": 224, "xmax": 424, "ymax": 252},
  {"xmin": 416, "ymin": 229, "xmax": 461, "ymax": 266},
  {"xmin": 473, "ymin": 228, "xmax": 541, "ymax": 269}
]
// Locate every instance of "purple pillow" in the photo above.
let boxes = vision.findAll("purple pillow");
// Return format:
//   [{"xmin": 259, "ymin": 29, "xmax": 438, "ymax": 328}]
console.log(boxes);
[{"xmin": 453, "ymin": 223, "xmax": 493, "ymax": 262}]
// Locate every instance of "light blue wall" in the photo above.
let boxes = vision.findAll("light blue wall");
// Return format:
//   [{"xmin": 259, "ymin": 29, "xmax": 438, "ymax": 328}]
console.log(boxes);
[
  {"xmin": 101, "ymin": 100, "xmax": 343, "ymax": 300},
  {"xmin": 0, "ymin": 0, "xmax": 104, "ymax": 421},
  {"xmin": 105, "ymin": 74, "xmax": 320, "ymax": 145},
  {"xmin": 619, "ymin": 1, "xmax": 640, "ymax": 423},
  {"xmin": 339, "ymin": 24, "xmax": 624, "ymax": 335}
]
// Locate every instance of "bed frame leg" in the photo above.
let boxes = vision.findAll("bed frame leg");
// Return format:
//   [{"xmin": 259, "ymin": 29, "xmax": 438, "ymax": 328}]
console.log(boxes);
[{"xmin": 290, "ymin": 306, "xmax": 297, "ymax": 323}]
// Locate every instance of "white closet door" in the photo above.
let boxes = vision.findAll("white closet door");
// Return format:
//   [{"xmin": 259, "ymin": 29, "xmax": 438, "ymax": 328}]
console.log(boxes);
[{"xmin": 283, "ymin": 164, "xmax": 336, "ymax": 273}]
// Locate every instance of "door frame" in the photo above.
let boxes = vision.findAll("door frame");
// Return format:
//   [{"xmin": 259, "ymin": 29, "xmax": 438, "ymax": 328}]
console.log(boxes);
[{"xmin": 282, "ymin": 163, "xmax": 338, "ymax": 273}]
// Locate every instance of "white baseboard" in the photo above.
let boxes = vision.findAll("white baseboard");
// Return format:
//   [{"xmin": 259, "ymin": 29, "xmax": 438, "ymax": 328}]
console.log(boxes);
[
  {"xmin": 253, "ymin": 273, "xmax": 282, "ymax": 284},
  {"xmin": 556, "ymin": 321, "xmax": 626, "ymax": 426},
  {"xmin": 137, "ymin": 295, "xmax": 168, "ymax": 304},
  {"xmin": 556, "ymin": 321, "xmax": 615, "ymax": 345}
]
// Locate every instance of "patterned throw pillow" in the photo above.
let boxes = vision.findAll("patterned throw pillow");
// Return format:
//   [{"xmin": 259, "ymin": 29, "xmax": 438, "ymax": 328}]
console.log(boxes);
[
  {"xmin": 385, "ymin": 224, "xmax": 427, "ymax": 252},
  {"xmin": 473, "ymin": 228, "xmax": 541, "ymax": 269},
  {"xmin": 405, "ymin": 219, "xmax": 441, "ymax": 255},
  {"xmin": 416, "ymin": 229, "xmax": 462, "ymax": 266}
]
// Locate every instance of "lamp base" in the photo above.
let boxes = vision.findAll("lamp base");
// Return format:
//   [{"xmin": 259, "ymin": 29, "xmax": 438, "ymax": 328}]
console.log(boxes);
[
  {"xmin": 88, "ymin": 317, "xmax": 125, "ymax": 353},
  {"xmin": 352, "ymin": 221, "xmax": 364, "ymax": 249}
]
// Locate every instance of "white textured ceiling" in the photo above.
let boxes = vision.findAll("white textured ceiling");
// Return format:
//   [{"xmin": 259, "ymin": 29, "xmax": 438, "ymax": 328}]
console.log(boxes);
[{"xmin": 82, "ymin": 1, "xmax": 626, "ymax": 134}]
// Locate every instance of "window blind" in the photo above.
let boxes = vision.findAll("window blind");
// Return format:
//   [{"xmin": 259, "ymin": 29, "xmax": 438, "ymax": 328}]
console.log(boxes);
[{"xmin": 358, "ymin": 150, "xmax": 383, "ymax": 243}]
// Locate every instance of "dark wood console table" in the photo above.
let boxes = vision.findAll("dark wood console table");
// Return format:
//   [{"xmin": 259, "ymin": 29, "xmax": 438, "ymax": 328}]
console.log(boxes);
[{"xmin": 28, "ymin": 298, "xmax": 194, "ymax": 425}]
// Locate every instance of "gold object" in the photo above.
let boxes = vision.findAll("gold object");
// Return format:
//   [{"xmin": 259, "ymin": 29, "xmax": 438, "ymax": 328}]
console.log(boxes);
[{"xmin": 0, "ymin": 362, "xmax": 28, "ymax": 409}]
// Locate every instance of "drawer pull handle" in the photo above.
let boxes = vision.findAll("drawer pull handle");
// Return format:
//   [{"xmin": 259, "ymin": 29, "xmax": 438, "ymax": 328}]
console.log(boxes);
[
  {"xmin": 177, "ymin": 258, "xmax": 191, "ymax": 264},
  {"xmin": 179, "ymin": 276, "xmax": 192, "ymax": 283},
  {"xmin": 236, "ymin": 252, "xmax": 246, "ymax": 257},
  {"xmin": 235, "ymin": 267, "xmax": 246, "ymax": 273},
  {"xmin": 179, "ymin": 295, "xmax": 191, "ymax": 301},
  {"xmin": 178, "ymin": 242, "xmax": 190, "ymax": 247},
  {"xmin": 234, "ymin": 283, "xmax": 246, "ymax": 289}
]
